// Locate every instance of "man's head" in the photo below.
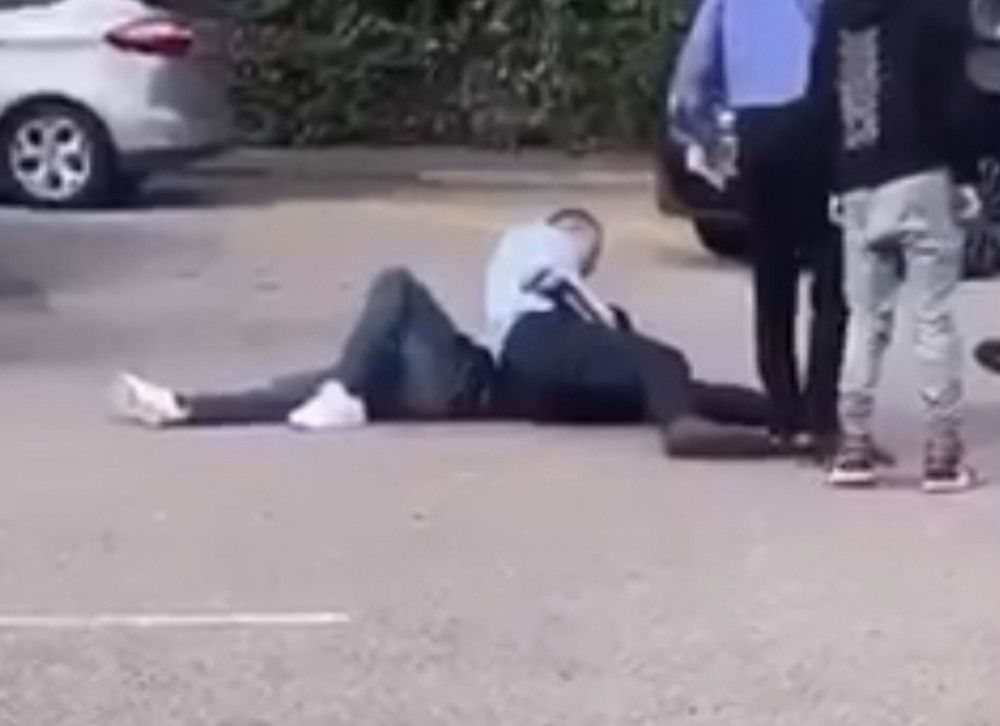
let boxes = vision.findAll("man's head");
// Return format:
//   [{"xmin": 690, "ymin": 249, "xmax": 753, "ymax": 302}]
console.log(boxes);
[{"xmin": 547, "ymin": 207, "xmax": 604, "ymax": 276}]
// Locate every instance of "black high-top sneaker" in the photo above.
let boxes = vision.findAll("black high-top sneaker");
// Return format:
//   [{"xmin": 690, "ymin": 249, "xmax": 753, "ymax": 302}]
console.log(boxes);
[
  {"xmin": 923, "ymin": 433, "xmax": 979, "ymax": 494},
  {"xmin": 827, "ymin": 434, "xmax": 878, "ymax": 488}
]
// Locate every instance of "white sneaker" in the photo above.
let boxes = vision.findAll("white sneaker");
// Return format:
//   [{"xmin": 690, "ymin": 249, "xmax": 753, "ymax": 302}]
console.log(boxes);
[
  {"xmin": 113, "ymin": 372, "xmax": 187, "ymax": 428},
  {"xmin": 287, "ymin": 380, "xmax": 367, "ymax": 431}
]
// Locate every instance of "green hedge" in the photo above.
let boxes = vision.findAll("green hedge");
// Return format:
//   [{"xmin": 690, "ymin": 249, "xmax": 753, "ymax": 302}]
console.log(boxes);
[{"xmin": 230, "ymin": 0, "xmax": 689, "ymax": 148}]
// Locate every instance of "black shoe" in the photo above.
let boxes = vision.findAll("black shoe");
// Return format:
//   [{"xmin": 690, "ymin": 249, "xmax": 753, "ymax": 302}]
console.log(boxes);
[
  {"xmin": 827, "ymin": 435, "xmax": 878, "ymax": 488},
  {"xmin": 923, "ymin": 434, "xmax": 979, "ymax": 494},
  {"xmin": 974, "ymin": 339, "xmax": 1000, "ymax": 375},
  {"xmin": 801, "ymin": 431, "xmax": 896, "ymax": 468}
]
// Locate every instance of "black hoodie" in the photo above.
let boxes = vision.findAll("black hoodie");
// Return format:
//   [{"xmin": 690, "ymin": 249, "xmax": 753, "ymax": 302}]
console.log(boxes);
[{"xmin": 808, "ymin": 0, "xmax": 980, "ymax": 191}]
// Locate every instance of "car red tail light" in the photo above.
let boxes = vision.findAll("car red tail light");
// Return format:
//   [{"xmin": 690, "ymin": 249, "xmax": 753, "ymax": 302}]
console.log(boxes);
[{"xmin": 106, "ymin": 17, "xmax": 194, "ymax": 58}]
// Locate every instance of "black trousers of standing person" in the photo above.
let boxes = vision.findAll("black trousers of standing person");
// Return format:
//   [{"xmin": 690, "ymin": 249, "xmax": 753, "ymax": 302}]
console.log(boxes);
[
  {"xmin": 498, "ymin": 311, "xmax": 778, "ymax": 458},
  {"xmin": 735, "ymin": 102, "xmax": 848, "ymax": 441},
  {"xmin": 181, "ymin": 268, "xmax": 494, "ymax": 425}
]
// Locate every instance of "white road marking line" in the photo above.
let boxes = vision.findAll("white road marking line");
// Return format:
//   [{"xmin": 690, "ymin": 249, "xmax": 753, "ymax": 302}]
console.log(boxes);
[{"xmin": 0, "ymin": 612, "xmax": 351, "ymax": 630}]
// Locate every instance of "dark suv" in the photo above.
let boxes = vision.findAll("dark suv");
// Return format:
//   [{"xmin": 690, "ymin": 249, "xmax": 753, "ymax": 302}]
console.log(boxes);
[{"xmin": 655, "ymin": 10, "xmax": 1000, "ymax": 279}]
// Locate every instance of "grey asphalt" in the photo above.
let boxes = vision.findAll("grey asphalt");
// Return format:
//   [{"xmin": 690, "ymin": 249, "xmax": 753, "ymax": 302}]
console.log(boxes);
[{"xmin": 0, "ymin": 156, "xmax": 997, "ymax": 726}]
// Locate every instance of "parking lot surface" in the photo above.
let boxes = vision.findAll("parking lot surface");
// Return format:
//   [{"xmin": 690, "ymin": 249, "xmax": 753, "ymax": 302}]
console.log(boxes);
[{"xmin": 0, "ymin": 151, "xmax": 997, "ymax": 726}]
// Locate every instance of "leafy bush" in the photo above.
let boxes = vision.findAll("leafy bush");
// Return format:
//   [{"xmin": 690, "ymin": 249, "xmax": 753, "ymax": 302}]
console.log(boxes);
[{"xmin": 230, "ymin": 0, "xmax": 689, "ymax": 148}]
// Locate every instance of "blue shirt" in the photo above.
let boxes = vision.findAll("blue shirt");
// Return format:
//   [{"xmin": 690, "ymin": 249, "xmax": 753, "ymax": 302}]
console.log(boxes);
[{"xmin": 670, "ymin": 0, "xmax": 822, "ymax": 145}]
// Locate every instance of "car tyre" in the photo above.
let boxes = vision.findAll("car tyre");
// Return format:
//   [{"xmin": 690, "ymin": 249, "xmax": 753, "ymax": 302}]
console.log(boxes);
[
  {"xmin": 0, "ymin": 101, "xmax": 116, "ymax": 209},
  {"xmin": 693, "ymin": 219, "xmax": 750, "ymax": 260}
]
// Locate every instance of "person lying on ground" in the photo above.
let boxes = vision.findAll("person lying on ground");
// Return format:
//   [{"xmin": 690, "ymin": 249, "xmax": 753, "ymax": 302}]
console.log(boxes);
[
  {"xmin": 486, "ymin": 206, "xmax": 793, "ymax": 459},
  {"xmin": 114, "ymin": 267, "xmax": 496, "ymax": 429},
  {"xmin": 116, "ymin": 213, "xmax": 779, "ymax": 460}
]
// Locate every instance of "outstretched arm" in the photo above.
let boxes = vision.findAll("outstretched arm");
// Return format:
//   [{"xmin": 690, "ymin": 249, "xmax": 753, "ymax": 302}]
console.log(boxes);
[{"xmin": 668, "ymin": 0, "xmax": 726, "ymax": 149}]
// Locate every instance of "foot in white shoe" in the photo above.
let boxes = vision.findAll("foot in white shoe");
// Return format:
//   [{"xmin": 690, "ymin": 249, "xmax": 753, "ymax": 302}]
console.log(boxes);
[
  {"xmin": 288, "ymin": 380, "xmax": 367, "ymax": 431},
  {"xmin": 113, "ymin": 372, "xmax": 187, "ymax": 428}
]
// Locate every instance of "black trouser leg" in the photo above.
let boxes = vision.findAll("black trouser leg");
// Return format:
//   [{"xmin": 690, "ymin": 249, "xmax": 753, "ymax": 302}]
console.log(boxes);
[
  {"xmin": 501, "ymin": 313, "xmax": 780, "ymax": 458},
  {"xmin": 182, "ymin": 267, "xmax": 463, "ymax": 426},
  {"xmin": 337, "ymin": 266, "xmax": 471, "ymax": 420},
  {"xmin": 803, "ymin": 225, "xmax": 847, "ymax": 436},
  {"xmin": 737, "ymin": 102, "xmax": 841, "ymax": 438},
  {"xmin": 183, "ymin": 369, "xmax": 331, "ymax": 426},
  {"xmin": 750, "ymin": 239, "xmax": 802, "ymax": 435},
  {"xmin": 664, "ymin": 380, "xmax": 778, "ymax": 458},
  {"xmin": 627, "ymin": 333, "xmax": 698, "ymax": 428}
]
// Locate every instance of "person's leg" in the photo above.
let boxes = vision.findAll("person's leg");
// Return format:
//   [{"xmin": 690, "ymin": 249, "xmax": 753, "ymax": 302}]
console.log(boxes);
[
  {"xmin": 112, "ymin": 368, "xmax": 332, "ymax": 428},
  {"xmin": 292, "ymin": 266, "xmax": 469, "ymax": 426},
  {"xmin": 830, "ymin": 190, "xmax": 903, "ymax": 486},
  {"xmin": 751, "ymin": 231, "xmax": 803, "ymax": 437},
  {"xmin": 899, "ymin": 173, "xmax": 974, "ymax": 492},
  {"xmin": 501, "ymin": 312, "xmax": 780, "ymax": 458},
  {"xmin": 664, "ymin": 379, "xmax": 779, "ymax": 458},
  {"xmin": 114, "ymin": 268, "xmax": 458, "ymax": 431},
  {"xmin": 737, "ymin": 108, "xmax": 804, "ymax": 440},
  {"xmin": 333, "ymin": 267, "xmax": 455, "ymax": 406},
  {"xmin": 183, "ymin": 369, "xmax": 332, "ymax": 426},
  {"xmin": 803, "ymin": 205, "xmax": 849, "ymax": 447}
]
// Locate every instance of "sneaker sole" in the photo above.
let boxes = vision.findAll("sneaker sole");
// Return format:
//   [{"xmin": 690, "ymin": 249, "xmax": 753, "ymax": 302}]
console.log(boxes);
[
  {"xmin": 827, "ymin": 469, "xmax": 878, "ymax": 488},
  {"xmin": 922, "ymin": 471, "xmax": 980, "ymax": 495}
]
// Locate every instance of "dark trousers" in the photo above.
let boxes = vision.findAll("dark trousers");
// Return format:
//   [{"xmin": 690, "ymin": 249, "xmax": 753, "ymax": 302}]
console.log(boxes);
[
  {"xmin": 499, "ymin": 312, "xmax": 770, "ymax": 430},
  {"xmin": 736, "ymin": 104, "xmax": 848, "ymax": 437},
  {"xmin": 183, "ymin": 268, "xmax": 486, "ymax": 425}
]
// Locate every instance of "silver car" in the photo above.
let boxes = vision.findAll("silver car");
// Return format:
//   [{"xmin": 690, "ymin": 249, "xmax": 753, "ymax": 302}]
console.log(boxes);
[{"xmin": 0, "ymin": 0, "xmax": 232, "ymax": 208}]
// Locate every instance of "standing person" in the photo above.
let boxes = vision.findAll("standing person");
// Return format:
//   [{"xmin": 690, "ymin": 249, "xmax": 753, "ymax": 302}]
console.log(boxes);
[
  {"xmin": 114, "ymin": 267, "xmax": 496, "ymax": 429},
  {"xmin": 488, "ymin": 207, "xmax": 786, "ymax": 458},
  {"xmin": 809, "ymin": 0, "xmax": 982, "ymax": 491},
  {"xmin": 669, "ymin": 0, "xmax": 848, "ymax": 459}
]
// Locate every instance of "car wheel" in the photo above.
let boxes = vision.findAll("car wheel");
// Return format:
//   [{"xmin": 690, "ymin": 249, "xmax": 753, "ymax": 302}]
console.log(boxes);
[
  {"xmin": 0, "ymin": 101, "xmax": 116, "ymax": 209},
  {"xmin": 693, "ymin": 219, "xmax": 750, "ymax": 260}
]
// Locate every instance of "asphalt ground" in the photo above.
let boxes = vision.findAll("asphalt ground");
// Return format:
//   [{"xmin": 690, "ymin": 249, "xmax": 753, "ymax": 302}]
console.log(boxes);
[{"xmin": 0, "ymin": 151, "xmax": 996, "ymax": 726}]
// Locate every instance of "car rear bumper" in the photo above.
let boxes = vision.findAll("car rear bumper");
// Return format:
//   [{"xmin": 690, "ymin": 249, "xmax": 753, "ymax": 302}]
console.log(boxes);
[{"xmin": 108, "ymin": 103, "xmax": 233, "ymax": 167}]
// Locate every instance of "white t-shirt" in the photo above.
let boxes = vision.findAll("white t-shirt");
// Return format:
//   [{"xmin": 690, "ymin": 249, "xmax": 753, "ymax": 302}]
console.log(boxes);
[{"xmin": 485, "ymin": 221, "xmax": 609, "ymax": 355}]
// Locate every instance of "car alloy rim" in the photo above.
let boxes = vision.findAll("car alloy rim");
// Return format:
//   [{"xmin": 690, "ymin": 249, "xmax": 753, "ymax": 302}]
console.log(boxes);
[{"xmin": 8, "ymin": 115, "xmax": 93, "ymax": 202}]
